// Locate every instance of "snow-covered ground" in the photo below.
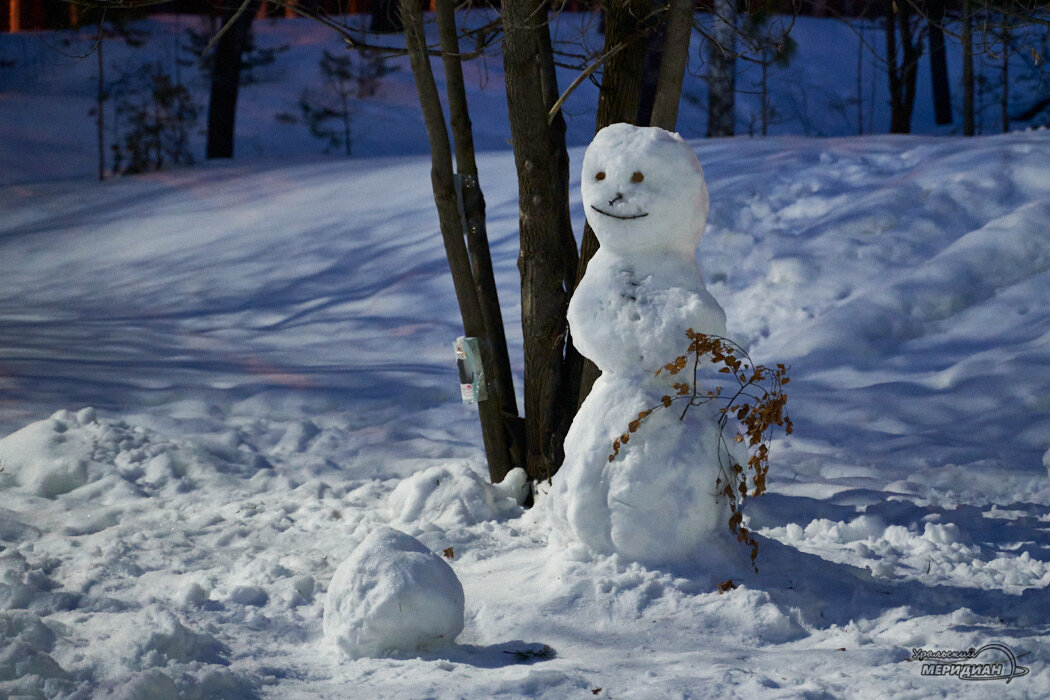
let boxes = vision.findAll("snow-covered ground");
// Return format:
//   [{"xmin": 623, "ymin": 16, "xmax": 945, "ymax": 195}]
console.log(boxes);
[{"xmin": 2, "ymin": 12, "xmax": 1050, "ymax": 699}]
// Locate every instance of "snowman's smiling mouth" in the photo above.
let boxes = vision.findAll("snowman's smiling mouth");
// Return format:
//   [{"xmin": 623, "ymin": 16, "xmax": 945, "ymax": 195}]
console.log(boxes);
[{"xmin": 590, "ymin": 205, "xmax": 649, "ymax": 221}]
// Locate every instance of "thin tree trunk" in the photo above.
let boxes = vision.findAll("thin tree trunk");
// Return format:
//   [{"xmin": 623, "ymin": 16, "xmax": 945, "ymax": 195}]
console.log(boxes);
[
  {"xmin": 536, "ymin": 8, "xmax": 584, "ymax": 470},
  {"xmin": 761, "ymin": 58, "xmax": 768, "ymax": 135},
  {"xmin": 927, "ymin": 0, "xmax": 952, "ymax": 124},
  {"xmin": 97, "ymin": 31, "xmax": 105, "ymax": 180},
  {"xmin": 886, "ymin": 0, "xmax": 919, "ymax": 134},
  {"xmin": 434, "ymin": 0, "xmax": 525, "ymax": 477},
  {"xmin": 1001, "ymin": 27, "xmax": 1010, "ymax": 133},
  {"xmin": 400, "ymin": 0, "xmax": 514, "ymax": 482},
  {"xmin": 650, "ymin": 0, "xmax": 693, "ymax": 131},
  {"xmin": 899, "ymin": 10, "xmax": 920, "ymax": 131},
  {"xmin": 706, "ymin": 0, "xmax": 737, "ymax": 137},
  {"xmin": 962, "ymin": 0, "xmax": 975, "ymax": 135},
  {"xmin": 501, "ymin": 0, "xmax": 577, "ymax": 483},
  {"xmin": 856, "ymin": 20, "xmax": 864, "ymax": 134},
  {"xmin": 206, "ymin": 0, "xmax": 256, "ymax": 159},
  {"xmin": 371, "ymin": 0, "xmax": 403, "ymax": 34}
]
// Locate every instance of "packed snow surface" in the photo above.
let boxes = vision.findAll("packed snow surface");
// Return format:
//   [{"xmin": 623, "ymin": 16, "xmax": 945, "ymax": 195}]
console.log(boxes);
[{"xmin": 2, "ymin": 12, "xmax": 1050, "ymax": 700}]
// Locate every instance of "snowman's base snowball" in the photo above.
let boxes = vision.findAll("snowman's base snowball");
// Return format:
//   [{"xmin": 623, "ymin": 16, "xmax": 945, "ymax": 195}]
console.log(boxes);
[
  {"xmin": 551, "ymin": 374, "xmax": 736, "ymax": 566},
  {"xmin": 322, "ymin": 527, "xmax": 464, "ymax": 658}
]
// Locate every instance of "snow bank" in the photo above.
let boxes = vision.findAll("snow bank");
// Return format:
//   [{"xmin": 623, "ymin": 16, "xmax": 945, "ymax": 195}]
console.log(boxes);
[
  {"xmin": 323, "ymin": 526, "xmax": 465, "ymax": 658},
  {"xmin": 387, "ymin": 463, "xmax": 527, "ymax": 531},
  {"xmin": 0, "ymin": 408, "xmax": 98, "ymax": 497}
]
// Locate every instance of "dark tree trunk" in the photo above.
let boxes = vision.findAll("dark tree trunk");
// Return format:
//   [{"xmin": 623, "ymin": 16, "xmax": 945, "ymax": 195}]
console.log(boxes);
[
  {"xmin": 706, "ymin": 0, "xmax": 737, "ymax": 137},
  {"xmin": 96, "ymin": 33, "xmax": 105, "ymax": 179},
  {"xmin": 401, "ymin": 0, "xmax": 515, "ymax": 482},
  {"xmin": 650, "ymin": 0, "xmax": 694, "ymax": 131},
  {"xmin": 635, "ymin": 3, "xmax": 665, "ymax": 128},
  {"xmin": 370, "ymin": 0, "xmax": 403, "ymax": 34},
  {"xmin": 501, "ymin": 0, "xmax": 577, "ymax": 483},
  {"xmin": 927, "ymin": 0, "xmax": 952, "ymax": 125},
  {"xmin": 962, "ymin": 0, "xmax": 975, "ymax": 135},
  {"xmin": 1000, "ymin": 27, "xmax": 1010, "ymax": 133},
  {"xmin": 434, "ymin": 0, "xmax": 525, "ymax": 476},
  {"xmin": 885, "ymin": 0, "xmax": 920, "ymax": 134},
  {"xmin": 206, "ymin": 1, "xmax": 256, "ymax": 159}
]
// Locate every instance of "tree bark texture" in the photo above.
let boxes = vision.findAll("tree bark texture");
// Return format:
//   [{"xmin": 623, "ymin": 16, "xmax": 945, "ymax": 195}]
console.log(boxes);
[
  {"xmin": 706, "ymin": 0, "xmax": 737, "ymax": 137},
  {"xmin": 650, "ymin": 0, "xmax": 694, "ymax": 131},
  {"xmin": 501, "ymin": 0, "xmax": 577, "ymax": 483},
  {"xmin": 400, "ymin": 0, "xmax": 514, "ymax": 482},
  {"xmin": 206, "ymin": 0, "xmax": 256, "ymax": 159},
  {"xmin": 434, "ymin": 0, "xmax": 525, "ymax": 474}
]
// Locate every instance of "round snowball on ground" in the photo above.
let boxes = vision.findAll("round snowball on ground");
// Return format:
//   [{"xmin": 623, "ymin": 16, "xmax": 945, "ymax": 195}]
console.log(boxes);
[{"xmin": 322, "ymin": 526, "xmax": 464, "ymax": 658}]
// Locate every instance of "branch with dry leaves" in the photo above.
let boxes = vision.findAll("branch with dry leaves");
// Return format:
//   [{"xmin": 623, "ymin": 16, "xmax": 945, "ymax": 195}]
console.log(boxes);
[{"xmin": 609, "ymin": 330, "xmax": 792, "ymax": 570}]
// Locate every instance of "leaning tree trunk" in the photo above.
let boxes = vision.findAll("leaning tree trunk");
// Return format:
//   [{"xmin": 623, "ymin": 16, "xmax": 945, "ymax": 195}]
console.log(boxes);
[
  {"xmin": 400, "ymin": 0, "xmax": 516, "ymax": 482},
  {"xmin": 434, "ymin": 0, "xmax": 525, "ymax": 475},
  {"xmin": 206, "ymin": 0, "xmax": 256, "ymax": 159},
  {"xmin": 649, "ymin": 0, "xmax": 694, "ymax": 131},
  {"xmin": 706, "ymin": 0, "xmax": 737, "ymax": 137}
]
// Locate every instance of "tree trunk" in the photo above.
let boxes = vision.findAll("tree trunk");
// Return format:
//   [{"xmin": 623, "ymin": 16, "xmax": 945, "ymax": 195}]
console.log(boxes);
[
  {"xmin": 400, "ymin": 0, "xmax": 515, "ymax": 482},
  {"xmin": 96, "ymin": 33, "xmax": 105, "ymax": 180},
  {"xmin": 927, "ymin": 0, "xmax": 952, "ymax": 124},
  {"xmin": 706, "ymin": 0, "xmax": 737, "ymax": 137},
  {"xmin": 434, "ymin": 0, "xmax": 525, "ymax": 477},
  {"xmin": 1001, "ymin": 27, "xmax": 1010, "ymax": 133},
  {"xmin": 206, "ymin": 0, "xmax": 256, "ymax": 159},
  {"xmin": 370, "ymin": 0, "xmax": 403, "ymax": 34},
  {"xmin": 650, "ymin": 0, "xmax": 694, "ymax": 131},
  {"xmin": 886, "ymin": 0, "xmax": 920, "ymax": 134},
  {"xmin": 962, "ymin": 0, "xmax": 975, "ymax": 135},
  {"xmin": 501, "ymin": 0, "xmax": 577, "ymax": 483},
  {"xmin": 536, "ymin": 10, "xmax": 585, "ymax": 470}
]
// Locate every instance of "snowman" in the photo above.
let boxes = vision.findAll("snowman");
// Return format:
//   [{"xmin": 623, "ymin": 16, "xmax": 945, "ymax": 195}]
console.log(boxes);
[{"xmin": 549, "ymin": 123, "xmax": 733, "ymax": 566}]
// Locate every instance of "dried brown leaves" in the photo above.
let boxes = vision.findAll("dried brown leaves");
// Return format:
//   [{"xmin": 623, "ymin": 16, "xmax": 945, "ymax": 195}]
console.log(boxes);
[{"xmin": 608, "ymin": 330, "xmax": 793, "ymax": 570}]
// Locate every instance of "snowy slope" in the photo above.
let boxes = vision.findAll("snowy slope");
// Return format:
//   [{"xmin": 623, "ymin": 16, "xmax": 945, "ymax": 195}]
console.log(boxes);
[
  {"xmin": 3, "ymin": 12, "xmax": 1050, "ymax": 700},
  {"xmin": 2, "ymin": 130, "xmax": 1050, "ymax": 698}
]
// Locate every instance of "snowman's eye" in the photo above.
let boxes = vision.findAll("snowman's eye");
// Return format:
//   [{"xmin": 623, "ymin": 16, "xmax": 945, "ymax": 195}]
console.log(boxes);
[
  {"xmin": 631, "ymin": 171, "xmax": 644, "ymax": 183},
  {"xmin": 596, "ymin": 171, "xmax": 606, "ymax": 181}
]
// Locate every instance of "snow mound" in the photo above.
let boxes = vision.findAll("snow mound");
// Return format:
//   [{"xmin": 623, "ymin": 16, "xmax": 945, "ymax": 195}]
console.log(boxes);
[
  {"xmin": 0, "ymin": 408, "xmax": 270, "ymax": 498},
  {"xmin": 766, "ymin": 515, "xmax": 1050, "ymax": 594},
  {"xmin": 0, "ymin": 409, "xmax": 98, "ymax": 497},
  {"xmin": 387, "ymin": 463, "xmax": 527, "ymax": 531},
  {"xmin": 0, "ymin": 610, "xmax": 66, "ymax": 680},
  {"xmin": 323, "ymin": 526, "xmax": 464, "ymax": 658}
]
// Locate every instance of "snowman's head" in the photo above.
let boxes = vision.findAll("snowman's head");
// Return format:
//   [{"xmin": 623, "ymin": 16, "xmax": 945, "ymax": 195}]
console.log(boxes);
[{"xmin": 581, "ymin": 124, "xmax": 709, "ymax": 257}]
